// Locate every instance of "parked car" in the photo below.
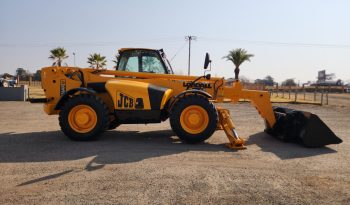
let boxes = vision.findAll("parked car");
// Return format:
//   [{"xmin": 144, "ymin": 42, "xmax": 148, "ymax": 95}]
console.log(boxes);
[{"xmin": 0, "ymin": 78, "xmax": 17, "ymax": 87}]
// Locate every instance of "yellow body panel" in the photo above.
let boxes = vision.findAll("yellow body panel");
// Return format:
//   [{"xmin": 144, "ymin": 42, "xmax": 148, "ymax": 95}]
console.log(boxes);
[
  {"xmin": 43, "ymin": 102, "xmax": 59, "ymax": 115},
  {"xmin": 81, "ymin": 68, "xmax": 221, "ymax": 98},
  {"xmin": 105, "ymin": 80, "xmax": 152, "ymax": 110},
  {"xmin": 105, "ymin": 79, "xmax": 174, "ymax": 110},
  {"xmin": 161, "ymin": 89, "xmax": 173, "ymax": 109},
  {"xmin": 41, "ymin": 67, "xmax": 276, "ymax": 129},
  {"xmin": 41, "ymin": 67, "xmax": 83, "ymax": 115}
]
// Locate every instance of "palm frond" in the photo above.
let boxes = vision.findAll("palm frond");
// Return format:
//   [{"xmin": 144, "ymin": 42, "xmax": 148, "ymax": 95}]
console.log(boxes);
[
  {"xmin": 49, "ymin": 47, "xmax": 69, "ymax": 66},
  {"xmin": 87, "ymin": 53, "xmax": 107, "ymax": 69},
  {"xmin": 223, "ymin": 48, "xmax": 254, "ymax": 68}
]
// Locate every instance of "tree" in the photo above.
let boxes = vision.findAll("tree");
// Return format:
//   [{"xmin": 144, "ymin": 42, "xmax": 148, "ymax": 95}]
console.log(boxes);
[
  {"xmin": 87, "ymin": 53, "xmax": 107, "ymax": 69},
  {"xmin": 15, "ymin": 68, "xmax": 30, "ymax": 81},
  {"xmin": 49, "ymin": 47, "xmax": 69, "ymax": 67},
  {"xmin": 33, "ymin": 70, "xmax": 41, "ymax": 81},
  {"xmin": 2, "ymin": 73, "xmax": 13, "ymax": 79},
  {"xmin": 223, "ymin": 48, "xmax": 254, "ymax": 80},
  {"xmin": 333, "ymin": 79, "xmax": 343, "ymax": 86},
  {"xmin": 254, "ymin": 75, "xmax": 275, "ymax": 86},
  {"xmin": 112, "ymin": 54, "xmax": 119, "ymax": 69},
  {"xmin": 282, "ymin": 78, "xmax": 297, "ymax": 86},
  {"xmin": 254, "ymin": 79, "xmax": 265, "ymax": 85},
  {"xmin": 16, "ymin": 68, "xmax": 26, "ymax": 77},
  {"xmin": 263, "ymin": 75, "xmax": 275, "ymax": 86}
]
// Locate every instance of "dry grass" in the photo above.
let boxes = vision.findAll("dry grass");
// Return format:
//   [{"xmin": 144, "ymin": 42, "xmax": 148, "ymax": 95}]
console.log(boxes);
[{"xmin": 28, "ymin": 86, "xmax": 45, "ymax": 99}]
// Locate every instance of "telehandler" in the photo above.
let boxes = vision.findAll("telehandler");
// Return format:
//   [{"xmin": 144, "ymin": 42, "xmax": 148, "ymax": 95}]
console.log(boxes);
[{"xmin": 39, "ymin": 48, "xmax": 342, "ymax": 149}]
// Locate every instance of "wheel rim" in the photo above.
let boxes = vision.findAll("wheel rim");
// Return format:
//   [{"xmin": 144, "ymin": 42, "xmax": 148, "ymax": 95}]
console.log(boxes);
[
  {"xmin": 68, "ymin": 105, "xmax": 97, "ymax": 133},
  {"xmin": 180, "ymin": 105, "xmax": 209, "ymax": 134}
]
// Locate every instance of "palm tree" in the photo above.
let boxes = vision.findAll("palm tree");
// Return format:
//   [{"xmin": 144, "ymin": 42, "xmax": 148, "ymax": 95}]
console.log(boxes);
[
  {"xmin": 87, "ymin": 53, "xmax": 107, "ymax": 69},
  {"xmin": 112, "ymin": 54, "xmax": 119, "ymax": 69},
  {"xmin": 223, "ymin": 48, "xmax": 254, "ymax": 80},
  {"xmin": 49, "ymin": 47, "xmax": 69, "ymax": 66}
]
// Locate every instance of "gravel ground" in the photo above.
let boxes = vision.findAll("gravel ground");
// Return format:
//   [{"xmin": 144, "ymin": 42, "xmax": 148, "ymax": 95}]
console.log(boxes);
[{"xmin": 0, "ymin": 101, "xmax": 349, "ymax": 204}]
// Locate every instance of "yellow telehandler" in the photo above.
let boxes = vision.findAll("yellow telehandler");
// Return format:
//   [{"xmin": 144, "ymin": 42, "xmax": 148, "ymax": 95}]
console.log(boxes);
[{"xmin": 39, "ymin": 48, "xmax": 342, "ymax": 149}]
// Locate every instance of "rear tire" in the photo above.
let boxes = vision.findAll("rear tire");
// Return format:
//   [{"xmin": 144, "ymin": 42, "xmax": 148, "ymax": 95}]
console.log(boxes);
[
  {"xmin": 59, "ymin": 94, "xmax": 109, "ymax": 141},
  {"xmin": 170, "ymin": 95, "xmax": 218, "ymax": 144}
]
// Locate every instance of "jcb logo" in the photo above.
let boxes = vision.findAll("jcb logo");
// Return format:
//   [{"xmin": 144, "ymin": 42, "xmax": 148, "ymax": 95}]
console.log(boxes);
[{"xmin": 117, "ymin": 92, "xmax": 134, "ymax": 109}]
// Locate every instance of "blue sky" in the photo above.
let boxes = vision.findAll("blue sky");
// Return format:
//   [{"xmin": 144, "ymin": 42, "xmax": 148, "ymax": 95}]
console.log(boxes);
[{"xmin": 0, "ymin": 0, "xmax": 349, "ymax": 83}]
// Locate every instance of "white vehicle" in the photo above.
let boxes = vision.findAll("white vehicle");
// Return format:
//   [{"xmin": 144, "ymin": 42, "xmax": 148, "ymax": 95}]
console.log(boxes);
[{"xmin": 0, "ymin": 78, "xmax": 17, "ymax": 87}]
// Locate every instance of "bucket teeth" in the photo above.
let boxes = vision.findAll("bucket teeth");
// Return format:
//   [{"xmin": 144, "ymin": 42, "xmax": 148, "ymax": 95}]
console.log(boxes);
[{"xmin": 266, "ymin": 107, "xmax": 342, "ymax": 147}]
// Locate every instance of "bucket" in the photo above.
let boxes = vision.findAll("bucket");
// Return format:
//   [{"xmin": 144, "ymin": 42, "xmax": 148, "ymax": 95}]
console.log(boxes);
[{"xmin": 266, "ymin": 107, "xmax": 342, "ymax": 147}]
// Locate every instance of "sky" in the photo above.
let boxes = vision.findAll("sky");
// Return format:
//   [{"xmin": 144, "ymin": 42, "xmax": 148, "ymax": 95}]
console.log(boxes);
[{"xmin": 0, "ymin": 0, "xmax": 349, "ymax": 83}]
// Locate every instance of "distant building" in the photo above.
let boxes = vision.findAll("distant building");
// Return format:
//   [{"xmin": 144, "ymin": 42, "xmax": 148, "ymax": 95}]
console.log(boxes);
[{"xmin": 314, "ymin": 70, "xmax": 343, "ymax": 86}]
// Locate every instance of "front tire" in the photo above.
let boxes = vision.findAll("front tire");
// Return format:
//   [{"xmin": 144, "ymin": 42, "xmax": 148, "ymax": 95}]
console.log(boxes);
[
  {"xmin": 170, "ymin": 95, "xmax": 218, "ymax": 144},
  {"xmin": 108, "ymin": 119, "xmax": 120, "ymax": 130},
  {"xmin": 59, "ymin": 94, "xmax": 109, "ymax": 141}
]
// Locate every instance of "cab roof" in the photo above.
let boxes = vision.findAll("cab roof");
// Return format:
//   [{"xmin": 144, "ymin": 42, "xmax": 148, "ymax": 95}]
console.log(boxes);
[{"xmin": 118, "ymin": 48, "xmax": 158, "ymax": 53}]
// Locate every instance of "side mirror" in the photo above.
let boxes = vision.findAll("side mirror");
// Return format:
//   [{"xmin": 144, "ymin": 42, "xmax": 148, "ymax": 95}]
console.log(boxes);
[{"xmin": 204, "ymin": 53, "xmax": 211, "ymax": 69}]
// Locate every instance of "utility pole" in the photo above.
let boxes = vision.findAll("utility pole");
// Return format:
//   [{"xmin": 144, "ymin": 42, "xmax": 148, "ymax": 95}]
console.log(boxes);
[{"xmin": 185, "ymin": 35, "xmax": 197, "ymax": 76}]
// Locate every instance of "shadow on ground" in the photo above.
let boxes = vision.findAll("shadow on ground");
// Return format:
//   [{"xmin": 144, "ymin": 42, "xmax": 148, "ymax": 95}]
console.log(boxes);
[
  {"xmin": 0, "ymin": 129, "xmax": 338, "ymax": 164},
  {"xmin": 247, "ymin": 132, "xmax": 337, "ymax": 160},
  {"xmin": 0, "ymin": 129, "xmax": 338, "ymax": 186},
  {"xmin": 0, "ymin": 129, "xmax": 231, "ymax": 165}
]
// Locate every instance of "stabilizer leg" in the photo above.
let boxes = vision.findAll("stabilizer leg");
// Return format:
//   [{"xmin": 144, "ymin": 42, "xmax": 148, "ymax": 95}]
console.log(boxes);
[{"xmin": 217, "ymin": 108, "xmax": 246, "ymax": 150}]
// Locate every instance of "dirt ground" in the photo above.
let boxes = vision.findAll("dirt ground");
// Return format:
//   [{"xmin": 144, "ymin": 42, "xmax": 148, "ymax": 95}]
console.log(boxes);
[{"xmin": 0, "ymin": 101, "xmax": 349, "ymax": 204}]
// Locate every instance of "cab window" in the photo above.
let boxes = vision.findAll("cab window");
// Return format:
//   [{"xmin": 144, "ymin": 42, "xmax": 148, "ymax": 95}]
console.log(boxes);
[
  {"xmin": 117, "ymin": 50, "xmax": 167, "ymax": 74},
  {"xmin": 118, "ymin": 50, "xmax": 140, "ymax": 72}
]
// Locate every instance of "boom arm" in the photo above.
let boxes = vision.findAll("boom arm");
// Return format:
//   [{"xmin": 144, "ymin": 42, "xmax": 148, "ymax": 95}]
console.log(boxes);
[{"xmin": 223, "ymin": 81, "xmax": 276, "ymax": 129}]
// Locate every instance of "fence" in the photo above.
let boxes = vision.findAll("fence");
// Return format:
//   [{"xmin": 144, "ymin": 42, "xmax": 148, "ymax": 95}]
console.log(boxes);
[
  {"xmin": 17, "ymin": 80, "xmax": 42, "ymax": 87},
  {"xmin": 267, "ymin": 85, "xmax": 347, "ymax": 93},
  {"xmin": 268, "ymin": 85, "xmax": 347, "ymax": 105}
]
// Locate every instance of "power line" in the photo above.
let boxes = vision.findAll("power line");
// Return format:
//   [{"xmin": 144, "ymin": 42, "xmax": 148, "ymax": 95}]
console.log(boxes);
[
  {"xmin": 0, "ymin": 37, "xmax": 184, "ymax": 48},
  {"xmin": 200, "ymin": 37, "xmax": 350, "ymax": 49},
  {"xmin": 170, "ymin": 41, "xmax": 187, "ymax": 62}
]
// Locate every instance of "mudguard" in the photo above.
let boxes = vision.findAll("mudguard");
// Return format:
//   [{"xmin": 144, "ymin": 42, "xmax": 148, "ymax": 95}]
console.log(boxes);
[{"xmin": 55, "ymin": 87, "xmax": 96, "ymax": 110}]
